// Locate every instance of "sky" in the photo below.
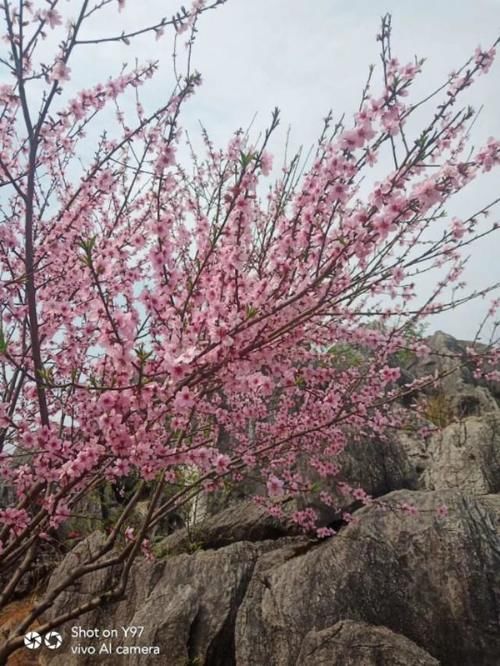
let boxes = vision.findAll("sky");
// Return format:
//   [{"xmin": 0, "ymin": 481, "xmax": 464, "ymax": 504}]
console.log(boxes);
[{"xmin": 6, "ymin": 0, "xmax": 500, "ymax": 340}]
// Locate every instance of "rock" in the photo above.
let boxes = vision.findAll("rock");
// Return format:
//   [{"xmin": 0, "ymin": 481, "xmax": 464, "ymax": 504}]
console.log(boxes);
[
  {"xmin": 339, "ymin": 432, "xmax": 420, "ymax": 495},
  {"xmin": 0, "ymin": 482, "xmax": 15, "ymax": 509},
  {"xmin": 300, "ymin": 428, "xmax": 425, "ymax": 525},
  {"xmin": 478, "ymin": 494, "xmax": 500, "ymax": 524},
  {"xmin": 406, "ymin": 331, "xmax": 475, "ymax": 395},
  {"xmin": 405, "ymin": 331, "xmax": 500, "ymax": 409},
  {"xmin": 0, "ymin": 538, "xmax": 62, "ymax": 601},
  {"xmin": 42, "ymin": 538, "xmax": 262, "ymax": 665},
  {"xmin": 397, "ymin": 429, "xmax": 431, "ymax": 476},
  {"xmin": 131, "ymin": 499, "xmax": 185, "ymax": 540},
  {"xmin": 235, "ymin": 489, "xmax": 500, "ymax": 666},
  {"xmin": 234, "ymin": 538, "xmax": 317, "ymax": 666},
  {"xmin": 124, "ymin": 584, "xmax": 198, "ymax": 666},
  {"xmin": 156, "ymin": 500, "xmax": 300, "ymax": 556},
  {"xmin": 422, "ymin": 413, "xmax": 500, "ymax": 494},
  {"xmin": 448, "ymin": 386, "xmax": 499, "ymax": 418},
  {"xmin": 41, "ymin": 531, "xmax": 115, "ymax": 630},
  {"xmin": 296, "ymin": 620, "xmax": 440, "ymax": 666}
]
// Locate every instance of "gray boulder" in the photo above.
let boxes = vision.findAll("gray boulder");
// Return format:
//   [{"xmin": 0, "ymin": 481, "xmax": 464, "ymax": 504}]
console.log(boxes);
[
  {"xmin": 448, "ymin": 385, "xmax": 499, "ymax": 418},
  {"xmin": 235, "ymin": 489, "xmax": 500, "ymax": 666},
  {"xmin": 422, "ymin": 413, "xmax": 500, "ymax": 494},
  {"xmin": 41, "ymin": 534, "xmax": 312, "ymax": 665},
  {"xmin": 156, "ymin": 500, "xmax": 299, "ymax": 556},
  {"xmin": 300, "ymin": 427, "xmax": 426, "ymax": 525},
  {"xmin": 405, "ymin": 331, "xmax": 500, "ymax": 408},
  {"xmin": 406, "ymin": 330, "xmax": 475, "ymax": 395},
  {"xmin": 296, "ymin": 620, "xmax": 440, "ymax": 666}
]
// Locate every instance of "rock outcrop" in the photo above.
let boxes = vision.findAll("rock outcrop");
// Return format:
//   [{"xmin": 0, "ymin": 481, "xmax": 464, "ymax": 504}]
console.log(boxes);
[
  {"xmin": 20, "ymin": 331, "xmax": 500, "ymax": 666},
  {"xmin": 296, "ymin": 620, "xmax": 440, "ymax": 666},
  {"xmin": 235, "ymin": 490, "xmax": 500, "ymax": 666},
  {"xmin": 156, "ymin": 500, "xmax": 300, "ymax": 556},
  {"xmin": 422, "ymin": 412, "xmax": 500, "ymax": 493},
  {"xmin": 404, "ymin": 330, "xmax": 500, "ymax": 412},
  {"xmin": 406, "ymin": 330, "xmax": 477, "ymax": 396},
  {"xmin": 38, "ymin": 489, "xmax": 500, "ymax": 666},
  {"xmin": 42, "ymin": 539, "xmax": 260, "ymax": 665}
]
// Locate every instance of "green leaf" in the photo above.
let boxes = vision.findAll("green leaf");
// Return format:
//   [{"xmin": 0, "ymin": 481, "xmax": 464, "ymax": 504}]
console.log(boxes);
[
  {"xmin": 239, "ymin": 151, "xmax": 256, "ymax": 169},
  {"xmin": 245, "ymin": 304, "xmax": 258, "ymax": 319},
  {"xmin": 134, "ymin": 344, "xmax": 152, "ymax": 363},
  {"xmin": 295, "ymin": 374, "xmax": 306, "ymax": 388},
  {"xmin": 0, "ymin": 330, "xmax": 7, "ymax": 354}
]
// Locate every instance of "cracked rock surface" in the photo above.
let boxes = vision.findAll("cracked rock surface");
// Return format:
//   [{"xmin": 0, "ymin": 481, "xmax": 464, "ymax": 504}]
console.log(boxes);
[{"xmin": 38, "ymin": 331, "xmax": 500, "ymax": 665}]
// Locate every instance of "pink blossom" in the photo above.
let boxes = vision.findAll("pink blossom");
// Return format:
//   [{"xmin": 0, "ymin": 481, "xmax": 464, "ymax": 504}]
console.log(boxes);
[
  {"xmin": 474, "ymin": 46, "xmax": 496, "ymax": 73},
  {"xmin": 451, "ymin": 219, "xmax": 466, "ymax": 240},
  {"xmin": 266, "ymin": 474, "xmax": 284, "ymax": 498},
  {"xmin": 415, "ymin": 343, "xmax": 429, "ymax": 358},
  {"xmin": 156, "ymin": 145, "xmax": 176, "ymax": 171},
  {"xmin": 43, "ymin": 8, "xmax": 62, "ymax": 29},
  {"xmin": 381, "ymin": 366, "xmax": 401, "ymax": 384},
  {"xmin": 173, "ymin": 386, "xmax": 195, "ymax": 411},
  {"xmin": 214, "ymin": 454, "xmax": 231, "ymax": 474},
  {"xmin": 354, "ymin": 122, "xmax": 376, "ymax": 145},
  {"xmin": 373, "ymin": 215, "xmax": 393, "ymax": 239},
  {"xmin": 49, "ymin": 61, "xmax": 71, "ymax": 83},
  {"xmin": 0, "ymin": 11, "xmax": 499, "ymax": 604},
  {"xmin": 97, "ymin": 170, "xmax": 114, "ymax": 190},
  {"xmin": 49, "ymin": 504, "xmax": 71, "ymax": 529},
  {"xmin": 193, "ymin": 447, "xmax": 212, "ymax": 468},
  {"xmin": 292, "ymin": 508, "xmax": 317, "ymax": 531},
  {"xmin": 0, "ymin": 508, "xmax": 29, "ymax": 535},
  {"xmin": 392, "ymin": 266, "xmax": 405, "ymax": 284},
  {"xmin": 340, "ymin": 129, "xmax": 364, "ymax": 151},
  {"xmin": 260, "ymin": 151, "xmax": 273, "ymax": 176},
  {"xmin": 436, "ymin": 504, "xmax": 448, "ymax": 519},
  {"xmin": 141, "ymin": 538, "xmax": 155, "ymax": 561},
  {"xmin": 352, "ymin": 487, "xmax": 370, "ymax": 503},
  {"xmin": 401, "ymin": 502, "xmax": 419, "ymax": 517},
  {"xmin": 267, "ymin": 504, "xmax": 284, "ymax": 519}
]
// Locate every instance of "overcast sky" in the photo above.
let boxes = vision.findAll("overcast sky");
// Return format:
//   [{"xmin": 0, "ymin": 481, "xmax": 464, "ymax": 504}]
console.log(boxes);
[{"xmin": 10, "ymin": 0, "xmax": 500, "ymax": 339}]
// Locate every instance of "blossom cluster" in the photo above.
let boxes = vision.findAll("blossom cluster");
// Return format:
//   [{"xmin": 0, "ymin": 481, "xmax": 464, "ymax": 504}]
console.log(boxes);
[{"xmin": 0, "ymin": 5, "xmax": 499, "ymax": 562}]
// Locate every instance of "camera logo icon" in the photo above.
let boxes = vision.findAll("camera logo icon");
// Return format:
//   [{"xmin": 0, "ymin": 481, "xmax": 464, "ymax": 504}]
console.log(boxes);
[
  {"xmin": 44, "ymin": 631, "xmax": 63, "ymax": 649},
  {"xmin": 23, "ymin": 630, "xmax": 63, "ymax": 650},
  {"xmin": 23, "ymin": 632, "xmax": 42, "ymax": 650}
]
